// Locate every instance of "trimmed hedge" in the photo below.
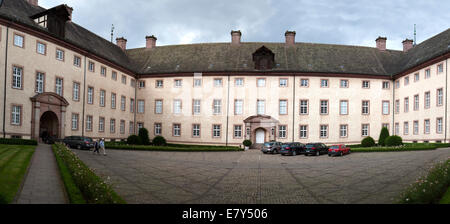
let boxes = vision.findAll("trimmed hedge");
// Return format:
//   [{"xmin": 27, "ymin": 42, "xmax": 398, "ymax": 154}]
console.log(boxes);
[
  {"xmin": 152, "ymin": 136, "xmax": 167, "ymax": 146},
  {"xmin": 53, "ymin": 144, "xmax": 126, "ymax": 204},
  {"xmin": 385, "ymin": 135, "xmax": 403, "ymax": 146},
  {"xmin": 351, "ymin": 145, "xmax": 438, "ymax": 153},
  {"xmin": 106, "ymin": 144, "xmax": 243, "ymax": 152},
  {"xmin": 361, "ymin": 137, "xmax": 376, "ymax": 147},
  {"xmin": 127, "ymin": 135, "xmax": 141, "ymax": 145},
  {"xmin": 0, "ymin": 138, "xmax": 37, "ymax": 146},
  {"xmin": 398, "ymin": 159, "xmax": 450, "ymax": 204}
]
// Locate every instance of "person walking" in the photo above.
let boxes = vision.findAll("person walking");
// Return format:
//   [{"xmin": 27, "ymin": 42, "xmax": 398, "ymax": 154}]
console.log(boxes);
[
  {"xmin": 93, "ymin": 140, "xmax": 100, "ymax": 155},
  {"xmin": 100, "ymin": 138, "xmax": 107, "ymax": 156}
]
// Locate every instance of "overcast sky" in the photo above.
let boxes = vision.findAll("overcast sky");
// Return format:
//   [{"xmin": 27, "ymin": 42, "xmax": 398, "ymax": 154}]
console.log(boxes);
[{"xmin": 40, "ymin": 0, "xmax": 449, "ymax": 50}]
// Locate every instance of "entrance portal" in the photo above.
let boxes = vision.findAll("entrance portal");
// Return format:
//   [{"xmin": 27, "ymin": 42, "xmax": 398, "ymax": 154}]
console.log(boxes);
[
  {"xmin": 39, "ymin": 111, "xmax": 59, "ymax": 140},
  {"xmin": 255, "ymin": 129, "xmax": 266, "ymax": 144}
]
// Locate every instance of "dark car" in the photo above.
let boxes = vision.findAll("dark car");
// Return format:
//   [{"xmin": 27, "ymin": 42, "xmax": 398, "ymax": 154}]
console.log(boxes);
[
  {"xmin": 63, "ymin": 136, "xmax": 94, "ymax": 150},
  {"xmin": 304, "ymin": 143, "xmax": 329, "ymax": 156},
  {"xmin": 280, "ymin": 142, "xmax": 305, "ymax": 156},
  {"xmin": 261, "ymin": 142, "xmax": 283, "ymax": 154}
]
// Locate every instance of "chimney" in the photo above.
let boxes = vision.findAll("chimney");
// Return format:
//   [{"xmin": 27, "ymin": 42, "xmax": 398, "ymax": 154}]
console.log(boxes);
[
  {"xmin": 27, "ymin": 0, "xmax": 39, "ymax": 6},
  {"xmin": 285, "ymin": 31, "xmax": 296, "ymax": 46},
  {"xmin": 116, "ymin": 37, "xmax": 127, "ymax": 51},
  {"xmin": 231, "ymin": 30, "xmax": 242, "ymax": 45},
  {"xmin": 402, "ymin": 39, "xmax": 414, "ymax": 52},
  {"xmin": 146, "ymin": 35, "xmax": 157, "ymax": 49},
  {"xmin": 376, "ymin": 37, "xmax": 387, "ymax": 51}
]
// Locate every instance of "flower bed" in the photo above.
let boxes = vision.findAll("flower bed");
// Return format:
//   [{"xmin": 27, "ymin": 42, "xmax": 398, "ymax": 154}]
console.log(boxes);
[
  {"xmin": 52, "ymin": 144, "xmax": 125, "ymax": 204},
  {"xmin": 398, "ymin": 158, "xmax": 450, "ymax": 204}
]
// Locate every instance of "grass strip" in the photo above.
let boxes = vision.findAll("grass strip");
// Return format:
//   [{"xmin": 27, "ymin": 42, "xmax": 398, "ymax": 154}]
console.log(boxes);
[
  {"xmin": 52, "ymin": 145, "xmax": 86, "ymax": 204},
  {"xmin": 440, "ymin": 188, "xmax": 450, "ymax": 204},
  {"xmin": 0, "ymin": 145, "xmax": 35, "ymax": 204}
]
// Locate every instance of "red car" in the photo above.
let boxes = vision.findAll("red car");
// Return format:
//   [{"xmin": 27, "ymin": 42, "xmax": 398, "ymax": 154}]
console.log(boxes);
[{"xmin": 328, "ymin": 144, "xmax": 351, "ymax": 157}]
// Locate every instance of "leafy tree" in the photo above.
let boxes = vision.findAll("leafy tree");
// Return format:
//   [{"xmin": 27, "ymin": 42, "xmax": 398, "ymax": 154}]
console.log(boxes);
[{"xmin": 243, "ymin": 140, "xmax": 252, "ymax": 147}]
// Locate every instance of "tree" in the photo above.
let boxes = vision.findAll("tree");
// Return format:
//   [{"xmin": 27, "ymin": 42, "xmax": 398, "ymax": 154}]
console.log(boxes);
[
  {"xmin": 138, "ymin": 128, "xmax": 151, "ymax": 145},
  {"xmin": 378, "ymin": 127, "xmax": 390, "ymax": 146}
]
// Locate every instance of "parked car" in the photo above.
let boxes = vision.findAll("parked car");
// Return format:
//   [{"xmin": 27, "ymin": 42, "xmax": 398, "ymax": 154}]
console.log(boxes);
[
  {"xmin": 328, "ymin": 144, "xmax": 351, "ymax": 157},
  {"xmin": 280, "ymin": 142, "xmax": 305, "ymax": 156},
  {"xmin": 304, "ymin": 143, "xmax": 329, "ymax": 156},
  {"xmin": 63, "ymin": 136, "xmax": 94, "ymax": 150},
  {"xmin": 261, "ymin": 142, "xmax": 283, "ymax": 154}
]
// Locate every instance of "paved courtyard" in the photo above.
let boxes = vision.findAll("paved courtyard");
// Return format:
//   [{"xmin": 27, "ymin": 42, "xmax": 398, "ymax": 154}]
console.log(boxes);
[{"xmin": 75, "ymin": 148, "xmax": 450, "ymax": 204}]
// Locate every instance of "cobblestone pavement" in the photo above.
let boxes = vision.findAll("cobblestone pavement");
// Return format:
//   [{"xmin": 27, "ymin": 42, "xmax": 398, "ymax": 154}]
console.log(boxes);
[{"xmin": 75, "ymin": 148, "xmax": 450, "ymax": 204}]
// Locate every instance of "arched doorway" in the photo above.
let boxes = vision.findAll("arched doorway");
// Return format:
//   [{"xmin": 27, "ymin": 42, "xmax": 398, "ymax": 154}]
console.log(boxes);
[
  {"xmin": 244, "ymin": 115, "xmax": 279, "ymax": 149},
  {"xmin": 39, "ymin": 111, "xmax": 59, "ymax": 140},
  {"xmin": 255, "ymin": 128, "xmax": 266, "ymax": 144}
]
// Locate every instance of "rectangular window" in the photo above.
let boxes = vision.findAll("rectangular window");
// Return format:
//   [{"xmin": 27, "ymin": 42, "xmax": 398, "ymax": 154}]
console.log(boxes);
[
  {"xmin": 12, "ymin": 66, "xmax": 23, "ymax": 89},
  {"xmin": 404, "ymin": 77, "xmax": 409, "ymax": 86},
  {"xmin": 139, "ymin": 81, "xmax": 146, "ymax": 88},
  {"xmin": 300, "ymin": 125, "xmax": 308, "ymax": 139},
  {"xmin": 214, "ymin": 78, "xmax": 223, "ymax": 87},
  {"xmin": 87, "ymin": 87, "xmax": 94, "ymax": 104},
  {"xmin": 382, "ymin": 81, "xmax": 390, "ymax": 89},
  {"xmin": 138, "ymin": 123, "xmax": 144, "ymax": 131},
  {"xmin": 279, "ymin": 125, "xmax": 287, "ymax": 139},
  {"xmin": 193, "ymin": 100, "xmax": 201, "ymax": 115},
  {"xmin": 192, "ymin": 124, "xmax": 201, "ymax": 137},
  {"xmin": 71, "ymin": 114, "xmax": 79, "ymax": 130},
  {"xmin": 11, "ymin": 105, "xmax": 21, "ymax": 125},
  {"xmin": 173, "ymin": 124, "xmax": 181, "ymax": 137},
  {"xmin": 280, "ymin": 79, "xmax": 288, "ymax": 87},
  {"xmin": 234, "ymin": 100, "xmax": 243, "ymax": 115},
  {"xmin": 424, "ymin": 119, "xmax": 430, "ymax": 134},
  {"xmin": 130, "ymin": 99, "xmax": 135, "ymax": 113},
  {"xmin": 395, "ymin": 80, "xmax": 400, "ymax": 89},
  {"xmin": 100, "ymin": 90, "xmax": 105, "ymax": 107},
  {"xmin": 362, "ymin": 124, "xmax": 369, "ymax": 137},
  {"xmin": 88, "ymin": 61, "xmax": 95, "ymax": 72},
  {"xmin": 279, "ymin": 100, "xmax": 288, "ymax": 115},
  {"xmin": 438, "ymin": 64, "xmax": 444, "ymax": 74},
  {"xmin": 320, "ymin": 100, "xmax": 329, "ymax": 115},
  {"xmin": 121, "ymin": 75, "xmax": 127, "ymax": 84},
  {"xmin": 213, "ymin": 125, "xmax": 221, "ymax": 138},
  {"xmin": 235, "ymin": 78, "xmax": 244, "ymax": 87},
  {"xmin": 437, "ymin": 88, "xmax": 443, "ymax": 106},
  {"xmin": 99, "ymin": 117, "xmax": 105, "ymax": 132},
  {"xmin": 213, "ymin": 100, "xmax": 222, "ymax": 115},
  {"xmin": 14, "ymin": 34, "xmax": 24, "ymax": 48},
  {"xmin": 112, "ymin": 71, "xmax": 117, "ymax": 80},
  {"xmin": 138, "ymin": 100, "xmax": 145, "ymax": 113},
  {"xmin": 257, "ymin": 78, "xmax": 266, "ymax": 87},
  {"xmin": 412, "ymin": 95, "xmax": 419, "ymax": 111},
  {"xmin": 362, "ymin": 81, "xmax": 370, "ymax": 88},
  {"xmin": 56, "ymin": 49, "xmax": 64, "ymax": 61},
  {"xmin": 425, "ymin": 92, "xmax": 431, "ymax": 109},
  {"xmin": 395, "ymin": 123, "xmax": 400, "ymax": 135},
  {"xmin": 383, "ymin": 101, "xmax": 390, "ymax": 115},
  {"xmin": 404, "ymin": 97, "xmax": 409, "ymax": 113},
  {"xmin": 156, "ymin": 80, "xmax": 163, "ymax": 88},
  {"xmin": 174, "ymin": 79, "xmax": 182, "ymax": 87},
  {"xmin": 154, "ymin": 123, "xmax": 162, "ymax": 136},
  {"xmin": 129, "ymin": 121, "xmax": 134, "ymax": 135},
  {"xmin": 121, "ymin": 96, "xmax": 126, "ymax": 111},
  {"xmin": 414, "ymin": 73, "xmax": 420, "ymax": 82},
  {"xmin": 74, "ymin": 56, "xmax": 81, "ymax": 67},
  {"xmin": 340, "ymin": 80, "xmax": 349, "ymax": 88},
  {"xmin": 321, "ymin": 79, "xmax": 329, "ymax": 88},
  {"xmin": 131, "ymin": 79, "xmax": 136, "ymax": 88},
  {"xmin": 340, "ymin": 100, "xmax": 348, "ymax": 115},
  {"xmin": 395, "ymin": 100, "xmax": 400, "ymax": 114},
  {"xmin": 404, "ymin": 122, "xmax": 409, "ymax": 135},
  {"xmin": 425, "ymin": 69, "xmax": 431, "ymax": 79},
  {"xmin": 155, "ymin": 100, "xmax": 163, "ymax": 114},
  {"xmin": 340, "ymin": 125, "xmax": 348, "ymax": 138},
  {"xmin": 194, "ymin": 78, "xmax": 202, "ymax": 87},
  {"xmin": 320, "ymin": 125, "xmax": 328, "ymax": 138},
  {"xmin": 362, "ymin": 101, "xmax": 370, "ymax": 114},
  {"xmin": 413, "ymin": 121, "xmax": 419, "ymax": 135},
  {"xmin": 437, "ymin": 118, "xmax": 443, "ymax": 134},
  {"xmin": 37, "ymin": 42, "xmax": 46, "ymax": 55},
  {"xmin": 300, "ymin": 100, "xmax": 308, "ymax": 115},
  {"xmin": 234, "ymin": 125, "xmax": 243, "ymax": 138},
  {"xmin": 120, "ymin": 120, "xmax": 125, "ymax": 134},
  {"xmin": 55, "ymin": 78, "xmax": 63, "ymax": 96},
  {"xmin": 110, "ymin": 119, "xmax": 116, "ymax": 133},
  {"xmin": 257, "ymin": 100, "xmax": 265, "ymax": 115},
  {"xmin": 101, "ymin": 66, "xmax": 107, "ymax": 77},
  {"xmin": 300, "ymin": 79, "xmax": 309, "ymax": 87},
  {"xmin": 174, "ymin": 100, "xmax": 182, "ymax": 114},
  {"xmin": 111, "ymin": 93, "xmax": 116, "ymax": 109},
  {"xmin": 35, "ymin": 72, "xmax": 45, "ymax": 93},
  {"xmin": 73, "ymin": 82, "xmax": 80, "ymax": 101},
  {"xmin": 86, "ymin": 116, "xmax": 93, "ymax": 131}
]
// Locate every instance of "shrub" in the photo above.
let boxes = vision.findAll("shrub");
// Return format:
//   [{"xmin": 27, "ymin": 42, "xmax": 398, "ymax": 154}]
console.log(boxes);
[
  {"xmin": 127, "ymin": 135, "xmax": 141, "ymax": 145},
  {"xmin": 0, "ymin": 138, "xmax": 38, "ymax": 146},
  {"xmin": 138, "ymin": 128, "xmax": 151, "ymax": 145},
  {"xmin": 0, "ymin": 194, "xmax": 7, "ymax": 204},
  {"xmin": 378, "ymin": 127, "xmax": 390, "ymax": 146},
  {"xmin": 152, "ymin": 136, "xmax": 167, "ymax": 146},
  {"xmin": 243, "ymin": 140, "xmax": 252, "ymax": 147},
  {"xmin": 361, "ymin": 137, "xmax": 376, "ymax": 147},
  {"xmin": 385, "ymin": 135, "xmax": 403, "ymax": 146}
]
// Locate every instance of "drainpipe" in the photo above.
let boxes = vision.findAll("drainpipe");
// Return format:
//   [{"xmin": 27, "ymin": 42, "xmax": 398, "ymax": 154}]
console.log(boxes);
[
  {"xmin": 2, "ymin": 26, "xmax": 9, "ymax": 138},
  {"xmin": 292, "ymin": 75, "xmax": 296, "ymax": 142},
  {"xmin": 446, "ymin": 59, "xmax": 448, "ymax": 143},
  {"xmin": 392, "ymin": 79, "xmax": 395, "ymax": 135},
  {"xmin": 225, "ymin": 74, "xmax": 230, "ymax": 147},
  {"xmin": 81, "ymin": 56, "xmax": 87, "ymax": 137},
  {"xmin": 134, "ymin": 77, "xmax": 137, "ymax": 135}
]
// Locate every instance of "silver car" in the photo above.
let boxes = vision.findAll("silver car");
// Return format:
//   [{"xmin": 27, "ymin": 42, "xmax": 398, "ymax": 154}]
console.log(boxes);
[{"xmin": 261, "ymin": 142, "xmax": 283, "ymax": 154}]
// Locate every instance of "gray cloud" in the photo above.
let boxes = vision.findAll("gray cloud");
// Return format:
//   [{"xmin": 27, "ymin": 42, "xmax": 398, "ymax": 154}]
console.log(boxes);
[{"xmin": 40, "ymin": 0, "xmax": 449, "ymax": 50}]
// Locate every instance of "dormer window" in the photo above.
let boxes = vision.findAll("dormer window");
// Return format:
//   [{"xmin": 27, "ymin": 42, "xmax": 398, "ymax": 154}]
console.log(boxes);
[
  {"xmin": 34, "ymin": 15, "xmax": 48, "ymax": 28},
  {"xmin": 253, "ymin": 46, "xmax": 275, "ymax": 70}
]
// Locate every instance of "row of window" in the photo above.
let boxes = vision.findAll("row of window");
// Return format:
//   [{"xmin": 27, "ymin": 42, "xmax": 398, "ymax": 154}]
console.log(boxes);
[
  {"xmin": 154, "ymin": 78, "xmax": 392, "ymax": 89},
  {"xmin": 153, "ymin": 99, "xmax": 391, "ymax": 116},
  {"xmin": 71, "ymin": 114, "xmax": 144, "ymax": 134},
  {"xmin": 396, "ymin": 63, "xmax": 445, "ymax": 88},
  {"xmin": 394, "ymin": 119, "xmax": 444, "ymax": 135},
  {"xmin": 395, "ymin": 89, "xmax": 444, "ymax": 113}
]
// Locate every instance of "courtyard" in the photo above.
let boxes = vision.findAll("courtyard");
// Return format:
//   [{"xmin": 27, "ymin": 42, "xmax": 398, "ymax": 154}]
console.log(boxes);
[{"xmin": 75, "ymin": 148, "xmax": 450, "ymax": 204}]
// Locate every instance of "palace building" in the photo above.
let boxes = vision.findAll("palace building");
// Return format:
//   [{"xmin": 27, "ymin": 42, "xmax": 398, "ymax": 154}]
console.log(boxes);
[{"xmin": 1, "ymin": 0, "xmax": 449, "ymax": 146}]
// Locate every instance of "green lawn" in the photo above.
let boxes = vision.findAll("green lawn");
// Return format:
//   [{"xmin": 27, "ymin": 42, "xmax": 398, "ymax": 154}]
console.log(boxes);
[
  {"xmin": 440, "ymin": 188, "xmax": 450, "ymax": 204},
  {"xmin": 0, "ymin": 145, "xmax": 35, "ymax": 204}
]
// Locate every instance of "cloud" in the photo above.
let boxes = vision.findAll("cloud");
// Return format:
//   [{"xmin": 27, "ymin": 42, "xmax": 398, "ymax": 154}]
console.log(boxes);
[{"xmin": 40, "ymin": 0, "xmax": 450, "ymax": 50}]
